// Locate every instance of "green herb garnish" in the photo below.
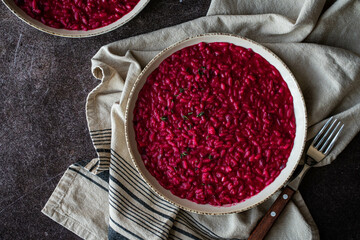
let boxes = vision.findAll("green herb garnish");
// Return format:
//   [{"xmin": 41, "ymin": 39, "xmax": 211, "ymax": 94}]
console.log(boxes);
[
  {"xmin": 188, "ymin": 112, "xmax": 193, "ymax": 115},
  {"xmin": 195, "ymin": 168, "xmax": 198, "ymax": 171},
  {"xmin": 174, "ymin": 167, "xmax": 177, "ymax": 171},
  {"xmin": 186, "ymin": 147, "xmax": 191, "ymax": 152},
  {"xmin": 180, "ymin": 152, "xmax": 187, "ymax": 158},
  {"xmin": 171, "ymin": 110, "xmax": 174, "ymax": 113},
  {"xmin": 182, "ymin": 115, "xmax": 189, "ymax": 120},
  {"xmin": 206, "ymin": 136, "xmax": 209, "ymax": 140},
  {"xmin": 202, "ymin": 66, "xmax": 206, "ymax": 69},
  {"xmin": 179, "ymin": 88, "xmax": 184, "ymax": 93},
  {"xmin": 197, "ymin": 112, "xmax": 205, "ymax": 117},
  {"xmin": 198, "ymin": 69, "xmax": 204, "ymax": 75},
  {"xmin": 160, "ymin": 116, "xmax": 168, "ymax": 121},
  {"xmin": 188, "ymin": 124, "xmax": 192, "ymax": 130},
  {"xmin": 208, "ymin": 154, "xmax": 212, "ymax": 160}
]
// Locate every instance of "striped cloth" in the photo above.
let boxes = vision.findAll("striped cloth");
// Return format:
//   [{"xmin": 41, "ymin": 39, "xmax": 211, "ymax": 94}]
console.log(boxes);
[
  {"xmin": 42, "ymin": 159, "xmax": 318, "ymax": 240},
  {"xmin": 43, "ymin": 0, "xmax": 360, "ymax": 239}
]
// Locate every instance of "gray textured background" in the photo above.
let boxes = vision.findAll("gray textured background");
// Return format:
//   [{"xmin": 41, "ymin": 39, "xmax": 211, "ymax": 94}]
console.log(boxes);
[{"xmin": 0, "ymin": 0, "xmax": 359, "ymax": 239}]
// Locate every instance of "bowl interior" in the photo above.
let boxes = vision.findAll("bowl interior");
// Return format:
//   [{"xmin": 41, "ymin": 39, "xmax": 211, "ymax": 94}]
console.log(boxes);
[
  {"xmin": 125, "ymin": 33, "xmax": 307, "ymax": 214},
  {"xmin": 3, "ymin": 0, "xmax": 150, "ymax": 37}
]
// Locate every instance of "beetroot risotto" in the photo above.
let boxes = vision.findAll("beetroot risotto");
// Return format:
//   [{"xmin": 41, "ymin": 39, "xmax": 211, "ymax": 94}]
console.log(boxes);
[
  {"xmin": 133, "ymin": 42, "xmax": 296, "ymax": 206},
  {"xmin": 14, "ymin": 0, "xmax": 141, "ymax": 30}
]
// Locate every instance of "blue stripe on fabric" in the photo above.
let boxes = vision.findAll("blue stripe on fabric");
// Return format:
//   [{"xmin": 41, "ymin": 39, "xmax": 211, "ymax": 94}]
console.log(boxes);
[
  {"xmin": 109, "ymin": 163, "xmax": 177, "ymax": 214},
  {"xmin": 96, "ymin": 148, "xmax": 111, "ymax": 153},
  {"xmin": 109, "ymin": 216, "xmax": 143, "ymax": 240},
  {"xmin": 91, "ymin": 133, "xmax": 112, "ymax": 138},
  {"xmin": 90, "ymin": 128, "xmax": 112, "ymax": 133},
  {"xmin": 107, "ymin": 151, "xmax": 240, "ymax": 239},
  {"xmin": 93, "ymin": 139, "xmax": 111, "ymax": 143},
  {"xmin": 109, "ymin": 193, "xmax": 169, "ymax": 239},
  {"xmin": 109, "ymin": 175, "xmax": 175, "ymax": 222},
  {"xmin": 169, "ymin": 233, "xmax": 183, "ymax": 240},
  {"xmin": 109, "ymin": 185, "xmax": 173, "ymax": 231},
  {"xmin": 110, "ymin": 162, "xmax": 177, "ymax": 214},
  {"xmin": 176, "ymin": 216, "xmax": 209, "ymax": 237},
  {"xmin": 172, "ymin": 225, "xmax": 202, "ymax": 240},
  {"xmin": 109, "ymin": 149, "xmax": 238, "ymax": 240},
  {"xmin": 89, "ymin": 160, "xmax": 99, "ymax": 172},
  {"xmin": 109, "ymin": 154, "xmax": 177, "ymax": 212},
  {"xmin": 176, "ymin": 212, "xmax": 241, "ymax": 240},
  {"xmin": 174, "ymin": 216, "xmax": 210, "ymax": 239},
  {"xmin": 74, "ymin": 159, "xmax": 93, "ymax": 167},
  {"xmin": 110, "ymin": 151, "xmax": 177, "ymax": 211},
  {"xmin": 90, "ymin": 131, "xmax": 112, "ymax": 136},
  {"xmin": 94, "ymin": 144, "xmax": 111, "ymax": 147},
  {"xmin": 108, "ymin": 226, "xmax": 130, "ymax": 240},
  {"xmin": 109, "ymin": 200, "xmax": 166, "ymax": 240},
  {"xmin": 68, "ymin": 167, "xmax": 108, "ymax": 192},
  {"xmin": 178, "ymin": 211, "xmax": 224, "ymax": 239}
]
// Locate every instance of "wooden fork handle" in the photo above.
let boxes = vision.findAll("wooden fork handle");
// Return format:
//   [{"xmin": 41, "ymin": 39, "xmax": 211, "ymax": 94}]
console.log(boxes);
[{"xmin": 248, "ymin": 187, "xmax": 296, "ymax": 240}]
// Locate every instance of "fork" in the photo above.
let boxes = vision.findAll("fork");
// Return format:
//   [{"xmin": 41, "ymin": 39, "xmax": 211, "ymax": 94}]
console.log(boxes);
[{"xmin": 248, "ymin": 117, "xmax": 345, "ymax": 240}]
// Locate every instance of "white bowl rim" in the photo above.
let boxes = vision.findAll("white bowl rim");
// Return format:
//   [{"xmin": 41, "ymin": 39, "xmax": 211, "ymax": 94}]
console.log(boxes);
[
  {"xmin": 2, "ymin": 0, "xmax": 150, "ymax": 38},
  {"xmin": 125, "ymin": 33, "xmax": 307, "ymax": 215}
]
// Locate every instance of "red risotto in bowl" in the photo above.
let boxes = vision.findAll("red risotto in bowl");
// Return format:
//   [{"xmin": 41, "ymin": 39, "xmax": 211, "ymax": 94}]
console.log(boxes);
[
  {"xmin": 133, "ymin": 42, "xmax": 296, "ymax": 206},
  {"xmin": 14, "ymin": 0, "xmax": 140, "ymax": 30}
]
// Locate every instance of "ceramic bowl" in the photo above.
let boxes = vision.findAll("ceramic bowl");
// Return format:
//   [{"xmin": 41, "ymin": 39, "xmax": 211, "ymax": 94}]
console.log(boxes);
[
  {"xmin": 125, "ymin": 33, "xmax": 307, "ymax": 214},
  {"xmin": 2, "ymin": 0, "xmax": 150, "ymax": 38}
]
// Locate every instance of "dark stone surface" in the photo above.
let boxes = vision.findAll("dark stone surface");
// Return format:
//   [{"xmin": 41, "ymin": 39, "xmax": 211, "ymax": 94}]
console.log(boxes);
[{"xmin": 0, "ymin": 0, "xmax": 358, "ymax": 239}]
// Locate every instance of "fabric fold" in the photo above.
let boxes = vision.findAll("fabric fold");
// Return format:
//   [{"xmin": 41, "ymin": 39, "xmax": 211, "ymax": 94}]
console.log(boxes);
[
  {"xmin": 43, "ymin": 0, "xmax": 360, "ymax": 239},
  {"xmin": 42, "ymin": 164, "xmax": 109, "ymax": 240},
  {"xmin": 305, "ymin": 0, "xmax": 360, "ymax": 56}
]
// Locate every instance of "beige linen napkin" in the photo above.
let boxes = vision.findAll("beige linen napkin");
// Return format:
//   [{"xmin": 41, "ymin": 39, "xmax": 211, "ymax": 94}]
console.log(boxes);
[{"xmin": 42, "ymin": 0, "xmax": 360, "ymax": 239}]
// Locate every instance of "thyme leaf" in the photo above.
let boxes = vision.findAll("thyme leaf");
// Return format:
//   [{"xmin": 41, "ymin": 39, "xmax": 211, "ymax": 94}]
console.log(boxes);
[{"xmin": 197, "ymin": 112, "xmax": 205, "ymax": 117}]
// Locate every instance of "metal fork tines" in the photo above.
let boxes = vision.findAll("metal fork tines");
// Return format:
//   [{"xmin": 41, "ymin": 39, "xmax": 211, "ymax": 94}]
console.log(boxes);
[
  {"xmin": 307, "ymin": 116, "xmax": 345, "ymax": 164},
  {"xmin": 289, "ymin": 116, "xmax": 345, "ymax": 190}
]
